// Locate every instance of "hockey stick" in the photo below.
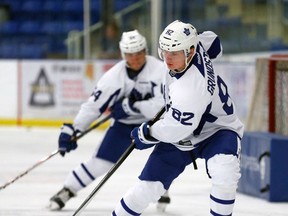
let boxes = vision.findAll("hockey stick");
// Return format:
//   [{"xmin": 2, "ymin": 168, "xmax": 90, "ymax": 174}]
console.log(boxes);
[
  {"xmin": 0, "ymin": 114, "xmax": 111, "ymax": 191},
  {"xmin": 72, "ymin": 106, "xmax": 166, "ymax": 216}
]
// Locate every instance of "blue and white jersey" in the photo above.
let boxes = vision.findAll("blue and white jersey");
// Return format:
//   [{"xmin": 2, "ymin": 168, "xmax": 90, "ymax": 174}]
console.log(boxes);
[
  {"xmin": 150, "ymin": 31, "xmax": 244, "ymax": 151},
  {"xmin": 198, "ymin": 31, "xmax": 222, "ymax": 60},
  {"xmin": 73, "ymin": 55, "xmax": 165, "ymax": 131}
]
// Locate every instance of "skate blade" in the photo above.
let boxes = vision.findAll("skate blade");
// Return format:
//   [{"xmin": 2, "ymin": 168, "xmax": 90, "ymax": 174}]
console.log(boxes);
[
  {"xmin": 157, "ymin": 203, "xmax": 168, "ymax": 213},
  {"xmin": 46, "ymin": 201, "xmax": 61, "ymax": 211}
]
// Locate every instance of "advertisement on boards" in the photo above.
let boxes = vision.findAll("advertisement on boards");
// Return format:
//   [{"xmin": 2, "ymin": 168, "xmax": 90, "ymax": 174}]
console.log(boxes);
[{"xmin": 20, "ymin": 60, "xmax": 116, "ymax": 121}]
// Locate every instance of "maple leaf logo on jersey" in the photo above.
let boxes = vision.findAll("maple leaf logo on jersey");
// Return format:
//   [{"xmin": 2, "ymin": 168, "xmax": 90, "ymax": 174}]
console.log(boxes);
[
  {"xmin": 183, "ymin": 28, "xmax": 190, "ymax": 36},
  {"xmin": 165, "ymin": 29, "xmax": 174, "ymax": 36}
]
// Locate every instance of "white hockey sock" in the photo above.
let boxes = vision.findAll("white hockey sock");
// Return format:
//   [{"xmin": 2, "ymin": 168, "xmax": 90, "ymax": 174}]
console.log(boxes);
[
  {"xmin": 210, "ymin": 187, "xmax": 235, "ymax": 216},
  {"xmin": 207, "ymin": 154, "xmax": 241, "ymax": 216},
  {"xmin": 64, "ymin": 157, "xmax": 113, "ymax": 192},
  {"xmin": 112, "ymin": 181, "xmax": 165, "ymax": 216}
]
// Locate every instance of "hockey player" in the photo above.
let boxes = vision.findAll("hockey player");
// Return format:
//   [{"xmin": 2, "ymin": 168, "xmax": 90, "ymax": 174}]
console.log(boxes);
[
  {"xmin": 48, "ymin": 30, "xmax": 170, "ymax": 211},
  {"xmin": 112, "ymin": 20, "xmax": 244, "ymax": 215}
]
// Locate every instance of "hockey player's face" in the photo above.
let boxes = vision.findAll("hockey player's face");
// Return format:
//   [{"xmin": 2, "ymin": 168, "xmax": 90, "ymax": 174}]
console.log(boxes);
[
  {"xmin": 162, "ymin": 50, "xmax": 186, "ymax": 72},
  {"xmin": 125, "ymin": 50, "xmax": 146, "ymax": 71}
]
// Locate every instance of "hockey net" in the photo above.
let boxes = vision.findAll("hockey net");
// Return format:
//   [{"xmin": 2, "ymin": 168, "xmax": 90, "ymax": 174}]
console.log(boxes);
[{"xmin": 246, "ymin": 55, "xmax": 288, "ymax": 136}]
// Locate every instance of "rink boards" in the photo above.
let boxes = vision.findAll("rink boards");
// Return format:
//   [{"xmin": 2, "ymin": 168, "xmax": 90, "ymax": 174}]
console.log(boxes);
[{"xmin": 238, "ymin": 131, "xmax": 288, "ymax": 202}]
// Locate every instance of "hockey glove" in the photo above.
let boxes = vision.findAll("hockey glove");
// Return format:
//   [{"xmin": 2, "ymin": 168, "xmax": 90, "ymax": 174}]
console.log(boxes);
[
  {"xmin": 110, "ymin": 97, "xmax": 139, "ymax": 120},
  {"xmin": 131, "ymin": 122, "xmax": 159, "ymax": 150},
  {"xmin": 58, "ymin": 123, "xmax": 80, "ymax": 157}
]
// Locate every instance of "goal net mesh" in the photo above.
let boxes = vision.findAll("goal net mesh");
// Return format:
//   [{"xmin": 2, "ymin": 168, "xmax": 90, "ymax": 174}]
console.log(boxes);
[{"xmin": 246, "ymin": 56, "xmax": 288, "ymax": 136}]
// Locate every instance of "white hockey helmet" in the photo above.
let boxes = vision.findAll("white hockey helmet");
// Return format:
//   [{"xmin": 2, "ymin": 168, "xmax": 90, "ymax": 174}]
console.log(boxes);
[
  {"xmin": 158, "ymin": 20, "xmax": 198, "ymax": 60},
  {"xmin": 119, "ymin": 30, "xmax": 147, "ymax": 58}
]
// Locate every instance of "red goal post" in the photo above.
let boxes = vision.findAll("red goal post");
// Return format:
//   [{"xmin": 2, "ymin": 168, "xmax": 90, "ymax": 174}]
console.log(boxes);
[{"xmin": 246, "ymin": 54, "xmax": 288, "ymax": 136}]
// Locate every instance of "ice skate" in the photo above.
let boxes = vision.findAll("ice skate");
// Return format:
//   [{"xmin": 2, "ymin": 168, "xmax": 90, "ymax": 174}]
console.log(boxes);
[
  {"xmin": 157, "ymin": 191, "xmax": 171, "ymax": 212},
  {"xmin": 48, "ymin": 187, "xmax": 75, "ymax": 210}
]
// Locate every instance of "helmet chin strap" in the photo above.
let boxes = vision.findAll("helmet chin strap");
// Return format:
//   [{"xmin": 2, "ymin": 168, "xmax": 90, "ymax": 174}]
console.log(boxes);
[{"xmin": 171, "ymin": 52, "xmax": 193, "ymax": 73}]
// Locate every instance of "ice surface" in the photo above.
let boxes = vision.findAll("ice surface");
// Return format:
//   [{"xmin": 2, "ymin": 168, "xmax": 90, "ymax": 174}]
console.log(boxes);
[{"xmin": 0, "ymin": 126, "xmax": 287, "ymax": 216}]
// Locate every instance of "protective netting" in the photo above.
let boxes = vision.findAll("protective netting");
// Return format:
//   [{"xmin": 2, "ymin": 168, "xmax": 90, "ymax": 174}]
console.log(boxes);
[
  {"xmin": 246, "ymin": 57, "xmax": 288, "ymax": 136},
  {"xmin": 274, "ymin": 60, "xmax": 288, "ymax": 135}
]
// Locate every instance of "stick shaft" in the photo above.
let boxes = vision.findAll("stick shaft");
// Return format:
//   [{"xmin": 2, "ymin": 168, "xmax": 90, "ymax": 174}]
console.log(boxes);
[
  {"xmin": 73, "ymin": 106, "xmax": 166, "ymax": 216},
  {"xmin": 74, "ymin": 114, "xmax": 111, "ymax": 141},
  {"xmin": 0, "ymin": 150, "xmax": 59, "ymax": 190},
  {"xmin": 0, "ymin": 114, "xmax": 111, "ymax": 190},
  {"xmin": 72, "ymin": 142, "xmax": 135, "ymax": 216}
]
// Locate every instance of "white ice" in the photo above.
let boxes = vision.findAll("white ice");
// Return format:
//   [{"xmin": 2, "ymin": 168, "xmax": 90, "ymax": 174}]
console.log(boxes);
[{"xmin": 0, "ymin": 126, "xmax": 287, "ymax": 216}]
